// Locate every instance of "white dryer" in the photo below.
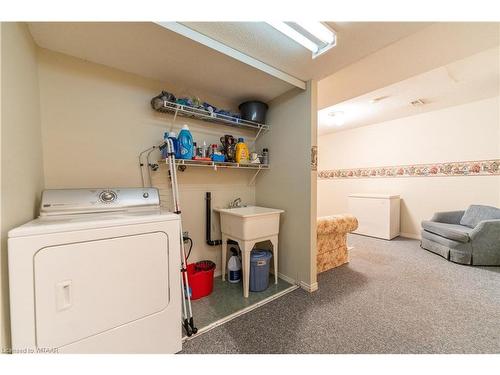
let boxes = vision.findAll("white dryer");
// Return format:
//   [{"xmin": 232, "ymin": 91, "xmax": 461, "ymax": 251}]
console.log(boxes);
[{"xmin": 8, "ymin": 188, "xmax": 182, "ymax": 354}]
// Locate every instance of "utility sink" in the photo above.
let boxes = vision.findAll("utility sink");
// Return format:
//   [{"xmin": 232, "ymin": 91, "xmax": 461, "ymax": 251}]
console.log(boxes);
[
  {"xmin": 214, "ymin": 206, "xmax": 284, "ymax": 240},
  {"xmin": 215, "ymin": 205, "xmax": 285, "ymax": 298}
]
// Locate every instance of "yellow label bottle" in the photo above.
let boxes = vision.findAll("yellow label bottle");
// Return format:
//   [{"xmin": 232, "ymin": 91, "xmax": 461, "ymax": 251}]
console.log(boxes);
[{"xmin": 235, "ymin": 138, "xmax": 249, "ymax": 164}]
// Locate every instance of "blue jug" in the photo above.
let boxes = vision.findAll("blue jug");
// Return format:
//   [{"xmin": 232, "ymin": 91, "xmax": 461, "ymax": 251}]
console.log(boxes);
[{"xmin": 178, "ymin": 125, "xmax": 193, "ymax": 160}]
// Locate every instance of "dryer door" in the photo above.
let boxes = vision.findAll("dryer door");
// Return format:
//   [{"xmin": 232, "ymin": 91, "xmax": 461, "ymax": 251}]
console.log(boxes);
[{"xmin": 33, "ymin": 231, "xmax": 169, "ymax": 349}]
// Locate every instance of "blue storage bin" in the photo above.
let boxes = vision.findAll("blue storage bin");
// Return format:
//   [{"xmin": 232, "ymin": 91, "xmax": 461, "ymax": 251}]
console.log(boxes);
[{"xmin": 250, "ymin": 250, "xmax": 273, "ymax": 292}]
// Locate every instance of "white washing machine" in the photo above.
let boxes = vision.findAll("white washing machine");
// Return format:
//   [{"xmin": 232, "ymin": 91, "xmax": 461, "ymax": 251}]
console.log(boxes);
[{"xmin": 8, "ymin": 188, "xmax": 182, "ymax": 354}]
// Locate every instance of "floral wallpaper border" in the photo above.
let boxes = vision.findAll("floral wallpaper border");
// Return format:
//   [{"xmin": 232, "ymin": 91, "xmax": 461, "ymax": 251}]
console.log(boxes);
[{"xmin": 318, "ymin": 159, "xmax": 500, "ymax": 179}]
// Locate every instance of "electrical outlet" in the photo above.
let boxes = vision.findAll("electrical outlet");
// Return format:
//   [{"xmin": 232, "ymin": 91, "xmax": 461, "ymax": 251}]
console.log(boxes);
[{"xmin": 183, "ymin": 231, "xmax": 189, "ymax": 241}]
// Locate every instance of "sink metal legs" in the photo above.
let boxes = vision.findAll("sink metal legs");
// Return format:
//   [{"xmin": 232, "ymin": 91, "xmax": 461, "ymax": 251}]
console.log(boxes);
[{"xmin": 270, "ymin": 236, "xmax": 278, "ymax": 285}]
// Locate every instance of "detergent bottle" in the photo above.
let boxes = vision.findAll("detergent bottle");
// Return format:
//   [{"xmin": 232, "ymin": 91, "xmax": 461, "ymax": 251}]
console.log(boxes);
[
  {"xmin": 178, "ymin": 124, "xmax": 193, "ymax": 159},
  {"xmin": 235, "ymin": 137, "xmax": 249, "ymax": 164},
  {"xmin": 227, "ymin": 248, "xmax": 242, "ymax": 283}
]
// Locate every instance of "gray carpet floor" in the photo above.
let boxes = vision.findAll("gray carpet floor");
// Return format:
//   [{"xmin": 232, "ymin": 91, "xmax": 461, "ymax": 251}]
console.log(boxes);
[{"xmin": 181, "ymin": 234, "xmax": 500, "ymax": 354}]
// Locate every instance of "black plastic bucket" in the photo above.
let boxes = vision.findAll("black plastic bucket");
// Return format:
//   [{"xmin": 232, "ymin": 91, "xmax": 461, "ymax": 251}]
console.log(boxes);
[{"xmin": 239, "ymin": 101, "xmax": 268, "ymax": 123}]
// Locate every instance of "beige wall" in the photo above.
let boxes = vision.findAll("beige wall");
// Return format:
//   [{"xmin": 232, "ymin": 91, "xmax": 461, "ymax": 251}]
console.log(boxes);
[
  {"xmin": 37, "ymin": 48, "xmax": 259, "ymax": 275},
  {"xmin": 38, "ymin": 47, "xmax": 319, "ymax": 282},
  {"xmin": 318, "ymin": 23, "xmax": 500, "ymax": 110},
  {"xmin": 318, "ymin": 96, "xmax": 500, "ymax": 238},
  {"xmin": 0, "ymin": 21, "xmax": 3, "ymax": 353},
  {"xmin": 0, "ymin": 23, "xmax": 318, "ymax": 352},
  {"xmin": 0, "ymin": 22, "xmax": 45, "ymax": 352},
  {"xmin": 309, "ymin": 81, "xmax": 318, "ymax": 283},
  {"xmin": 37, "ymin": 48, "xmax": 250, "ymax": 187},
  {"xmin": 256, "ymin": 81, "xmax": 317, "ymax": 290}
]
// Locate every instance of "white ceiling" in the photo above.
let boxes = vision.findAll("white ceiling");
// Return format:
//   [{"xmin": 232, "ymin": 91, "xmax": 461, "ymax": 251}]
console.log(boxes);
[
  {"xmin": 27, "ymin": 22, "xmax": 295, "ymax": 106},
  {"xmin": 182, "ymin": 22, "xmax": 431, "ymax": 81},
  {"xmin": 318, "ymin": 46, "xmax": 500, "ymax": 135},
  {"xmin": 28, "ymin": 22, "xmax": 431, "ymax": 106}
]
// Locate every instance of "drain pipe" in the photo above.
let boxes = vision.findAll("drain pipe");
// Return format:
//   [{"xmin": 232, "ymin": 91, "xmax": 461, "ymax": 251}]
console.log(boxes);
[
  {"xmin": 206, "ymin": 192, "xmax": 222, "ymax": 246},
  {"xmin": 206, "ymin": 192, "xmax": 238, "ymax": 247}
]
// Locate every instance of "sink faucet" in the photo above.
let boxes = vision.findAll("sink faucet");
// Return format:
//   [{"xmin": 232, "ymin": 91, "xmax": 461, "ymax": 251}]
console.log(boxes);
[{"xmin": 229, "ymin": 198, "xmax": 242, "ymax": 208}]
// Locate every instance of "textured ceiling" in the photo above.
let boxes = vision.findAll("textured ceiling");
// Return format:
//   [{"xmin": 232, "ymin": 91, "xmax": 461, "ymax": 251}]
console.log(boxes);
[
  {"xmin": 28, "ymin": 22, "xmax": 434, "ymax": 106},
  {"xmin": 318, "ymin": 47, "xmax": 500, "ymax": 135},
  {"xmin": 28, "ymin": 22, "xmax": 295, "ymax": 106},
  {"xmin": 183, "ymin": 22, "xmax": 432, "ymax": 81}
]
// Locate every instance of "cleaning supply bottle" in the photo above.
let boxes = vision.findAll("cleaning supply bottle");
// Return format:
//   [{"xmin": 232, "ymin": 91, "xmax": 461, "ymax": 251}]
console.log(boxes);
[
  {"xmin": 161, "ymin": 131, "xmax": 169, "ymax": 159},
  {"xmin": 227, "ymin": 248, "xmax": 242, "ymax": 283},
  {"xmin": 178, "ymin": 124, "xmax": 193, "ymax": 160},
  {"xmin": 235, "ymin": 137, "xmax": 249, "ymax": 164},
  {"xmin": 167, "ymin": 131, "xmax": 181, "ymax": 159},
  {"xmin": 261, "ymin": 148, "xmax": 269, "ymax": 165},
  {"xmin": 202, "ymin": 141, "xmax": 208, "ymax": 158}
]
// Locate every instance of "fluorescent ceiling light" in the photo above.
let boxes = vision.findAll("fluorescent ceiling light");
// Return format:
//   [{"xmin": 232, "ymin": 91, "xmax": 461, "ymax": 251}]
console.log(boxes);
[
  {"xmin": 267, "ymin": 21, "xmax": 319, "ymax": 53},
  {"xmin": 266, "ymin": 21, "xmax": 336, "ymax": 58},
  {"xmin": 296, "ymin": 22, "xmax": 335, "ymax": 44}
]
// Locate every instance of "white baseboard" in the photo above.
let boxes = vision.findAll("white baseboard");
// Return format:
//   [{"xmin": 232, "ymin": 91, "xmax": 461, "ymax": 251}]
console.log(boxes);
[
  {"xmin": 300, "ymin": 281, "xmax": 318, "ymax": 293},
  {"xmin": 276, "ymin": 272, "xmax": 318, "ymax": 293},
  {"xmin": 277, "ymin": 272, "xmax": 297, "ymax": 286},
  {"xmin": 400, "ymin": 232, "xmax": 421, "ymax": 240}
]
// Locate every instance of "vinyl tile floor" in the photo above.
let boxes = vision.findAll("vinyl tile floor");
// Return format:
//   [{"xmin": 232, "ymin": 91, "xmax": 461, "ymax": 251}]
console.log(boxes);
[{"xmin": 186, "ymin": 276, "xmax": 295, "ymax": 335}]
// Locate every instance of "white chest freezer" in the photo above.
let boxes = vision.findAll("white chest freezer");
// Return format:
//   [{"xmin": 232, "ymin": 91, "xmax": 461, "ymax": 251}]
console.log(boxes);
[{"xmin": 348, "ymin": 193, "xmax": 400, "ymax": 240}]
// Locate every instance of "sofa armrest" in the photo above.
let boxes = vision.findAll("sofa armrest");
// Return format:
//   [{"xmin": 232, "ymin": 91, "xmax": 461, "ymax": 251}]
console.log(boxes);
[
  {"xmin": 430, "ymin": 210, "xmax": 465, "ymax": 224},
  {"xmin": 317, "ymin": 214, "xmax": 358, "ymax": 235},
  {"xmin": 470, "ymin": 219, "xmax": 500, "ymax": 242}
]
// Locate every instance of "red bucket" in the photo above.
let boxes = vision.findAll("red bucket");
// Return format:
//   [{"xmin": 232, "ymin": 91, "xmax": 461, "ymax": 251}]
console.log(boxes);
[{"xmin": 186, "ymin": 261, "xmax": 216, "ymax": 300}]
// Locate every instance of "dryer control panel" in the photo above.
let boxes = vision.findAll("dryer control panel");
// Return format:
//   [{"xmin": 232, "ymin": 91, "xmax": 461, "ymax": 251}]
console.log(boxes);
[{"xmin": 40, "ymin": 188, "xmax": 160, "ymax": 216}]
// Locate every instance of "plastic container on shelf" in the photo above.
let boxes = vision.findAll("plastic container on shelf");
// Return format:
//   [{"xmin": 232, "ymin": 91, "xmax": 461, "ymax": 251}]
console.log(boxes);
[
  {"xmin": 239, "ymin": 101, "xmax": 268, "ymax": 123},
  {"xmin": 235, "ymin": 138, "xmax": 249, "ymax": 164},
  {"xmin": 178, "ymin": 124, "xmax": 193, "ymax": 160},
  {"xmin": 211, "ymin": 154, "xmax": 225, "ymax": 162},
  {"xmin": 249, "ymin": 250, "xmax": 273, "ymax": 292},
  {"xmin": 261, "ymin": 148, "xmax": 269, "ymax": 165}
]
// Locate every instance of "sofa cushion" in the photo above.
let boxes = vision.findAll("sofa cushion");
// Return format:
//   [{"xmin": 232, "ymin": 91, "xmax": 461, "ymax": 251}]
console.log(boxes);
[
  {"xmin": 459, "ymin": 205, "xmax": 500, "ymax": 228},
  {"xmin": 421, "ymin": 229, "xmax": 471, "ymax": 250},
  {"xmin": 421, "ymin": 221, "xmax": 472, "ymax": 243}
]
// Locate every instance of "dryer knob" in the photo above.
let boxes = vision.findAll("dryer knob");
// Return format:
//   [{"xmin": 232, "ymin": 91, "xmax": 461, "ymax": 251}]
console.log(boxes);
[{"xmin": 99, "ymin": 190, "xmax": 117, "ymax": 203}]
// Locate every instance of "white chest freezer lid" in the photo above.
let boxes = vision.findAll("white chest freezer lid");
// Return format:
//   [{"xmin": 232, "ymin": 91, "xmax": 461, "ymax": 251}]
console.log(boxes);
[{"xmin": 8, "ymin": 209, "xmax": 179, "ymax": 238}]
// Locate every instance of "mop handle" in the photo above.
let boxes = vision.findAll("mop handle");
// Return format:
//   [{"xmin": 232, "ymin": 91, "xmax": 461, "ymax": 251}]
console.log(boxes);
[
  {"xmin": 165, "ymin": 139, "xmax": 196, "ymax": 334},
  {"xmin": 167, "ymin": 139, "xmax": 193, "ymax": 302}
]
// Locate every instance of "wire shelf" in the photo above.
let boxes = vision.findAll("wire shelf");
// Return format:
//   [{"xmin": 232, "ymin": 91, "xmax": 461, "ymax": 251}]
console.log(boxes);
[
  {"xmin": 163, "ymin": 159, "xmax": 270, "ymax": 170},
  {"xmin": 154, "ymin": 100, "xmax": 269, "ymax": 132}
]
